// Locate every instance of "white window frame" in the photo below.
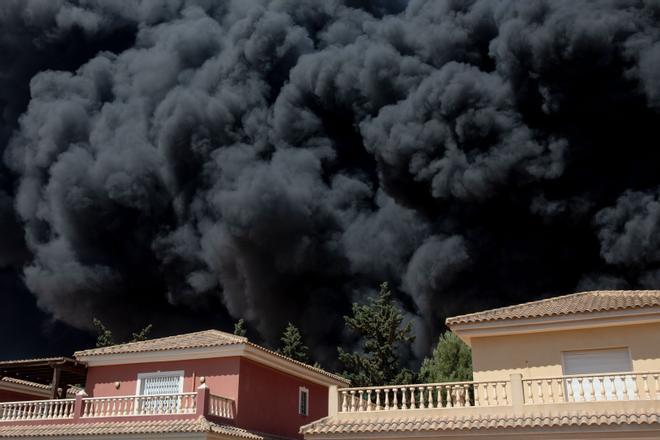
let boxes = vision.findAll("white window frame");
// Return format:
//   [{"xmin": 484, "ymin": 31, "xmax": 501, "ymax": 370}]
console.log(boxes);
[
  {"xmin": 298, "ymin": 386, "xmax": 309, "ymax": 416},
  {"xmin": 136, "ymin": 370, "xmax": 185, "ymax": 396}
]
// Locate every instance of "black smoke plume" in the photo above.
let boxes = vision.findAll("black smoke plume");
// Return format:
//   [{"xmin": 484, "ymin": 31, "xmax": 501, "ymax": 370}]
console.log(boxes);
[{"xmin": 3, "ymin": 0, "xmax": 660, "ymax": 364}]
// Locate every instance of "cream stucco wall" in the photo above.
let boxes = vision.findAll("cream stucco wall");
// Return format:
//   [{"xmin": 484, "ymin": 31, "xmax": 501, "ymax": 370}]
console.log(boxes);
[{"xmin": 471, "ymin": 321, "xmax": 660, "ymax": 382}]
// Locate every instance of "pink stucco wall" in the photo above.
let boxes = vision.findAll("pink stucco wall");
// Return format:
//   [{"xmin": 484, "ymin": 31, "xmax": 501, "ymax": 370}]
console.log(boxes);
[
  {"xmin": 235, "ymin": 358, "xmax": 328, "ymax": 439},
  {"xmin": 83, "ymin": 355, "xmax": 329, "ymax": 439},
  {"xmin": 0, "ymin": 389, "xmax": 43, "ymax": 402},
  {"xmin": 84, "ymin": 356, "xmax": 241, "ymax": 401}
]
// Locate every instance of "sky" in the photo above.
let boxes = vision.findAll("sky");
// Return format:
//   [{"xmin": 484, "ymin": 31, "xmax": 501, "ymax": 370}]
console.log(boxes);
[{"xmin": 2, "ymin": 0, "xmax": 660, "ymax": 368}]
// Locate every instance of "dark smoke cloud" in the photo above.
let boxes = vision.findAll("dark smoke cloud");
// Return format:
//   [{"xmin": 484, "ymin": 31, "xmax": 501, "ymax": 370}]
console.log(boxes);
[{"xmin": 3, "ymin": 0, "xmax": 660, "ymax": 363}]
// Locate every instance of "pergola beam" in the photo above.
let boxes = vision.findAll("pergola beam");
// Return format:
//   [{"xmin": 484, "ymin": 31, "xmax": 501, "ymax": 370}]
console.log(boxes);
[
  {"xmin": 50, "ymin": 366, "xmax": 61, "ymax": 399},
  {"xmin": 0, "ymin": 357, "xmax": 87, "ymax": 398}
]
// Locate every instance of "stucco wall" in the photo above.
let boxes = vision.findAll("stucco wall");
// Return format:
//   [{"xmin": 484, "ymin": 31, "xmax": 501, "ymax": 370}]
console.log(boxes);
[
  {"xmin": 471, "ymin": 322, "xmax": 660, "ymax": 381},
  {"xmin": 236, "ymin": 358, "xmax": 328, "ymax": 439},
  {"xmin": 0, "ymin": 389, "xmax": 43, "ymax": 402},
  {"xmin": 84, "ymin": 357, "xmax": 241, "ymax": 400},
  {"xmin": 83, "ymin": 356, "xmax": 330, "ymax": 439}
]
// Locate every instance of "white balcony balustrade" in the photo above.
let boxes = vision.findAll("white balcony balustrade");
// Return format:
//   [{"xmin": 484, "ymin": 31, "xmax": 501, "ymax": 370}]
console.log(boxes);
[
  {"xmin": 0, "ymin": 388, "xmax": 236, "ymax": 423},
  {"xmin": 523, "ymin": 371, "xmax": 660, "ymax": 404},
  {"xmin": 0, "ymin": 399, "xmax": 75, "ymax": 421},
  {"xmin": 207, "ymin": 394, "xmax": 234, "ymax": 419},
  {"xmin": 339, "ymin": 380, "xmax": 510, "ymax": 413},
  {"xmin": 337, "ymin": 371, "xmax": 660, "ymax": 414},
  {"xmin": 81, "ymin": 393, "xmax": 197, "ymax": 417}
]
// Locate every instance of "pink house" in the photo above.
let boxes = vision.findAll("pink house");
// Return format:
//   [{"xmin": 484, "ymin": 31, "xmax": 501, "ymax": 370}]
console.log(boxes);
[{"xmin": 0, "ymin": 330, "xmax": 349, "ymax": 439}]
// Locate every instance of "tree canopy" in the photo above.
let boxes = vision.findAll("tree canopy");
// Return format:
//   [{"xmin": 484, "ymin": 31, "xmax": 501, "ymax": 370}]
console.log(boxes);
[
  {"xmin": 92, "ymin": 319, "xmax": 152, "ymax": 348},
  {"xmin": 233, "ymin": 318, "xmax": 247, "ymax": 337},
  {"xmin": 419, "ymin": 331, "xmax": 472, "ymax": 383},
  {"xmin": 93, "ymin": 318, "xmax": 115, "ymax": 348},
  {"xmin": 338, "ymin": 282, "xmax": 415, "ymax": 387},
  {"xmin": 130, "ymin": 324, "xmax": 153, "ymax": 342},
  {"xmin": 279, "ymin": 322, "xmax": 310, "ymax": 363}
]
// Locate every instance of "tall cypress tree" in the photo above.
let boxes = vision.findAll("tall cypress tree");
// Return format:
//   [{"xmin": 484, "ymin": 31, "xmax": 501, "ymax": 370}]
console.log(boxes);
[
  {"xmin": 337, "ymin": 282, "xmax": 415, "ymax": 387},
  {"xmin": 279, "ymin": 322, "xmax": 310, "ymax": 363}
]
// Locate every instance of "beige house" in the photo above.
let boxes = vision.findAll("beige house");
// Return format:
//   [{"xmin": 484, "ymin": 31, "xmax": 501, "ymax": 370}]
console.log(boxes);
[{"xmin": 302, "ymin": 290, "xmax": 660, "ymax": 439}]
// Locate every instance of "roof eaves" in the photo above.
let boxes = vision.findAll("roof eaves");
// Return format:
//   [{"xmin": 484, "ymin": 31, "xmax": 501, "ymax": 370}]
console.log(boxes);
[
  {"xmin": 245, "ymin": 342, "xmax": 350, "ymax": 386},
  {"xmin": 445, "ymin": 290, "xmax": 660, "ymax": 326}
]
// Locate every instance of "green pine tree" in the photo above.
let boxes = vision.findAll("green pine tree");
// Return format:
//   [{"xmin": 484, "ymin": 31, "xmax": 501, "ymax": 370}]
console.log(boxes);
[
  {"xmin": 93, "ymin": 318, "xmax": 115, "ymax": 348},
  {"xmin": 233, "ymin": 319, "xmax": 247, "ymax": 337},
  {"xmin": 279, "ymin": 322, "xmax": 310, "ymax": 363},
  {"xmin": 337, "ymin": 282, "xmax": 415, "ymax": 387},
  {"xmin": 419, "ymin": 331, "xmax": 472, "ymax": 383},
  {"xmin": 130, "ymin": 324, "xmax": 153, "ymax": 342},
  {"xmin": 93, "ymin": 319, "xmax": 153, "ymax": 347}
]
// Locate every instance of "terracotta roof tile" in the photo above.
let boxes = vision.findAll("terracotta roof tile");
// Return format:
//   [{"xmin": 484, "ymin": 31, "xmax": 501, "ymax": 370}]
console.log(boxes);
[
  {"xmin": 0, "ymin": 417, "xmax": 264, "ymax": 438},
  {"xmin": 0, "ymin": 377, "xmax": 78, "ymax": 397},
  {"xmin": 74, "ymin": 330, "xmax": 246, "ymax": 357},
  {"xmin": 301, "ymin": 408, "xmax": 660, "ymax": 435},
  {"xmin": 74, "ymin": 329, "xmax": 349, "ymax": 386},
  {"xmin": 1, "ymin": 377, "xmax": 51, "ymax": 391},
  {"xmin": 445, "ymin": 290, "xmax": 660, "ymax": 326}
]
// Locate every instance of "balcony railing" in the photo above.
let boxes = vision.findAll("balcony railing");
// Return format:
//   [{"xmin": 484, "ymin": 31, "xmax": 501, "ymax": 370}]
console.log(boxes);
[
  {"xmin": 81, "ymin": 393, "xmax": 197, "ymax": 417},
  {"xmin": 208, "ymin": 394, "xmax": 234, "ymax": 419},
  {"xmin": 0, "ymin": 385, "xmax": 232, "ymax": 423},
  {"xmin": 339, "ymin": 379, "xmax": 509, "ymax": 412},
  {"xmin": 0, "ymin": 399, "xmax": 75, "ymax": 421},
  {"xmin": 337, "ymin": 370, "xmax": 660, "ymax": 413},
  {"xmin": 523, "ymin": 371, "xmax": 660, "ymax": 404}
]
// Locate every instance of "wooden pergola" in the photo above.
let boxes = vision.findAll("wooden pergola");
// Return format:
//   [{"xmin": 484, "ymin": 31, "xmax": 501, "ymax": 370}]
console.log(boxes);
[{"xmin": 0, "ymin": 357, "xmax": 87, "ymax": 399}]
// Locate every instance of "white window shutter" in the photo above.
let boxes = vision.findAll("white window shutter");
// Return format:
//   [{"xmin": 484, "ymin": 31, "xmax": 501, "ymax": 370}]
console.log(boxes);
[
  {"xmin": 563, "ymin": 348, "xmax": 631, "ymax": 375},
  {"xmin": 562, "ymin": 348, "xmax": 635, "ymax": 401}
]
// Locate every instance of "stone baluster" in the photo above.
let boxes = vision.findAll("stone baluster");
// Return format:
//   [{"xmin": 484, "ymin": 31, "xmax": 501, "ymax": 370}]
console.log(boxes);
[
  {"xmin": 411, "ymin": 386, "xmax": 417, "ymax": 408},
  {"xmin": 625, "ymin": 375, "xmax": 635, "ymax": 400},
  {"xmin": 526, "ymin": 381, "xmax": 533, "ymax": 404},
  {"xmin": 341, "ymin": 391, "xmax": 348, "ymax": 412},
  {"xmin": 447, "ymin": 385, "xmax": 454, "ymax": 408},
  {"xmin": 546, "ymin": 379, "xmax": 554, "ymax": 403},
  {"xmin": 375, "ymin": 389, "xmax": 381, "ymax": 410},
  {"xmin": 454, "ymin": 385, "xmax": 462, "ymax": 408},
  {"xmin": 577, "ymin": 378, "xmax": 585, "ymax": 402},
  {"xmin": 384, "ymin": 388, "xmax": 390, "ymax": 410},
  {"xmin": 536, "ymin": 380, "xmax": 544, "ymax": 404},
  {"xmin": 427, "ymin": 386, "xmax": 433, "ymax": 408},
  {"xmin": 597, "ymin": 378, "xmax": 606, "ymax": 401},
  {"xmin": 641, "ymin": 375, "xmax": 650, "ymax": 400},
  {"xmin": 555, "ymin": 379, "xmax": 564, "ymax": 402}
]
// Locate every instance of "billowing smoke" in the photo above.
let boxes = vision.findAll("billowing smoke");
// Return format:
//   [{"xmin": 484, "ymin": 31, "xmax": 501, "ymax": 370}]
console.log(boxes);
[{"xmin": 3, "ymin": 0, "xmax": 660, "ymax": 363}]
